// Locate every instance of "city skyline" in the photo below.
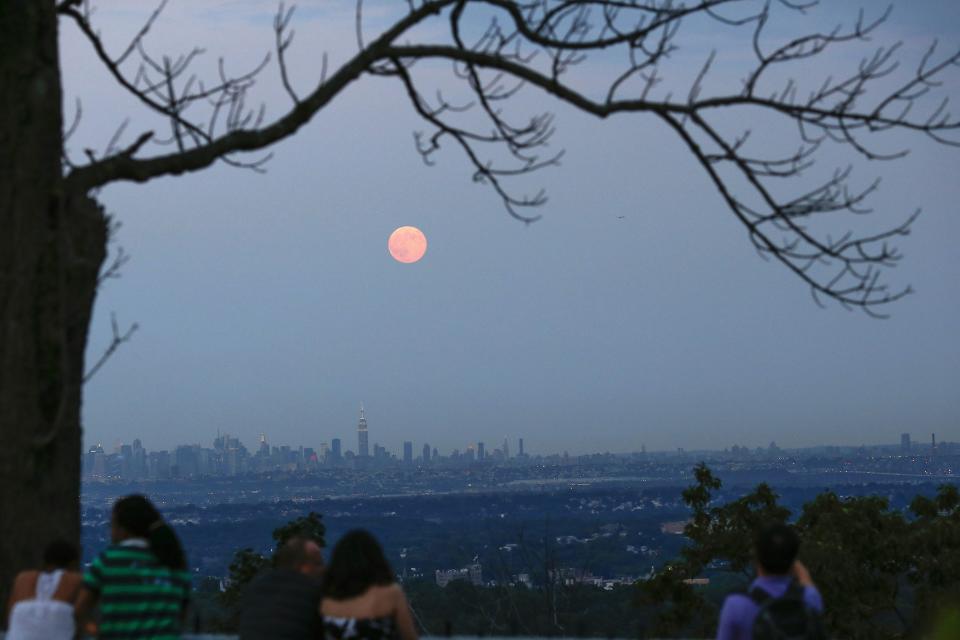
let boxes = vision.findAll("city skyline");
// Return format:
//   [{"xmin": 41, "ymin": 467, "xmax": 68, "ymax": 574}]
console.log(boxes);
[
  {"xmin": 71, "ymin": 1, "xmax": 960, "ymax": 454},
  {"xmin": 84, "ymin": 415, "xmax": 952, "ymax": 464}
]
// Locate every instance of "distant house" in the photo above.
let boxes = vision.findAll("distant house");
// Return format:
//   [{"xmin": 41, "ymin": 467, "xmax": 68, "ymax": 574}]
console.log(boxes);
[
  {"xmin": 435, "ymin": 563, "xmax": 483, "ymax": 587},
  {"xmin": 660, "ymin": 520, "xmax": 690, "ymax": 535}
]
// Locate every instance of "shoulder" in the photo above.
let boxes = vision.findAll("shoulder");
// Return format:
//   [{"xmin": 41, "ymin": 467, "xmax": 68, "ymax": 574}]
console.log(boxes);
[
  {"xmin": 60, "ymin": 571, "xmax": 83, "ymax": 586},
  {"xmin": 380, "ymin": 582, "xmax": 404, "ymax": 599},
  {"xmin": 719, "ymin": 591, "xmax": 756, "ymax": 620},
  {"xmin": 382, "ymin": 583, "xmax": 408, "ymax": 609},
  {"xmin": 10, "ymin": 570, "xmax": 37, "ymax": 597},
  {"xmin": 13, "ymin": 570, "xmax": 38, "ymax": 585}
]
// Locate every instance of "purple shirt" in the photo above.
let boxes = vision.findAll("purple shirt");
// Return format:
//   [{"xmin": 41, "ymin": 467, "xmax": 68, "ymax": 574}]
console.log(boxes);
[{"xmin": 716, "ymin": 575, "xmax": 823, "ymax": 640}]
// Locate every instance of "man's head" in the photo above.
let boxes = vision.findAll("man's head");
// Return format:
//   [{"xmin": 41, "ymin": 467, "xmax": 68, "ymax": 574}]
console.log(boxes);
[
  {"xmin": 275, "ymin": 536, "xmax": 324, "ymax": 578},
  {"xmin": 754, "ymin": 522, "xmax": 800, "ymax": 576}
]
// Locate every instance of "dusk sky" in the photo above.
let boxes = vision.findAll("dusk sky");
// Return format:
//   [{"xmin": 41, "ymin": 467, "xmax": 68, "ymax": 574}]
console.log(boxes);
[{"xmin": 65, "ymin": 1, "xmax": 960, "ymax": 456}]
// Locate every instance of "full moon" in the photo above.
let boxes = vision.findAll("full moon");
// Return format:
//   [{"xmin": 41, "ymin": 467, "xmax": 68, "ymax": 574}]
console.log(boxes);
[{"xmin": 388, "ymin": 226, "xmax": 428, "ymax": 264}]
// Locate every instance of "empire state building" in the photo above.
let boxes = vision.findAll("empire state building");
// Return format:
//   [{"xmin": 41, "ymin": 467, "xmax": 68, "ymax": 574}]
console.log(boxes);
[{"xmin": 357, "ymin": 405, "xmax": 369, "ymax": 457}]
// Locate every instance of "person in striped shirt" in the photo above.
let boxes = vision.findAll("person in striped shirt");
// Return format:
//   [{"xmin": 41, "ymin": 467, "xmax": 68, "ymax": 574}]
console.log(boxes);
[{"xmin": 75, "ymin": 495, "xmax": 190, "ymax": 639}]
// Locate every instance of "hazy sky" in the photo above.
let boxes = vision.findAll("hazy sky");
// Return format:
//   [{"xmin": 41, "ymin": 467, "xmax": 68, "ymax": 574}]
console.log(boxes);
[{"xmin": 65, "ymin": 1, "xmax": 960, "ymax": 456}]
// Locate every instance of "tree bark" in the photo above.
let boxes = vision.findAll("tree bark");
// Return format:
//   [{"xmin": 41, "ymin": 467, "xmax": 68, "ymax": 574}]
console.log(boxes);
[{"xmin": 0, "ymin": 0, "xmax": 106, "ymax": 620}]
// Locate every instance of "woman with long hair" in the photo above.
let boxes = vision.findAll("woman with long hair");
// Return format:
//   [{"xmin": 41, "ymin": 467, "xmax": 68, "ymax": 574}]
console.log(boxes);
[
  {"xmin": 320, "ymin": 530, "xmax": 417, "ymax": 640},
  {"xmin": 75, "ymin": 494, "xmax": 190, "ymax": 639},
  {"xmin": 5, "ymin": 540, "xmax": 83, "ymax": 639}
]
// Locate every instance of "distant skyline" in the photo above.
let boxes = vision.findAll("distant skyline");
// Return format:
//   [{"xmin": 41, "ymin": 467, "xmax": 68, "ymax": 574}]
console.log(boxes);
[
  {"xmin": 68, "ymin": 1, "xmax": 960, "ymax": 454},
  {"xmin": 89, "ymin": 405, "xmax": 951, "ymax": 458}
]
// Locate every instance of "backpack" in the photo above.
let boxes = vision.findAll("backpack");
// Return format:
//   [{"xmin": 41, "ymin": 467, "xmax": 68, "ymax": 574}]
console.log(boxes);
[{"xmin": 749, "ymin": 580, "xmax": 827, "ymax": 640}]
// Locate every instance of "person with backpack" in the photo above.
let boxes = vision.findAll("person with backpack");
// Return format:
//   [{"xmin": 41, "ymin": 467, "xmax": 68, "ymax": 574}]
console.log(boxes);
[{"xmin": 716, "ymin": 522, "xmax": 826, "ymax": 640}]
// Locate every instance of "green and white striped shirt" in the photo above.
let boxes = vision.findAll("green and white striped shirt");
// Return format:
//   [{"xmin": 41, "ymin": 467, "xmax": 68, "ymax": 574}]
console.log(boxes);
[{"xmin": 83, "ymin": 539, "xmax": 190, "ymax": 640}]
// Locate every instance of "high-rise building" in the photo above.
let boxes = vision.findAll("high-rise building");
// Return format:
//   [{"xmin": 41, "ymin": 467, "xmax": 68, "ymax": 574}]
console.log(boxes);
[
  {"xmin": 518, "ymin": 438, "xmax": 524, "ymax": 457},
  {"xmin": 502, "ymin": 437, "xmax": 510, "ymax": 460},
  {"xmin": 403, "ymin": 441, "xmax": 413, "ymax": 465},
  {"xmin": 422, "ymin": 443, "xmax": 431, "ymax": 463},
  {"xmin": 932, "ymin": 433, "xmax": 937, "ymax": 456},
  {"xmin": 477, "ymin": 442, "xmax": 485, "ymax": 461},
  {"xmin": 901, "ymin": 433, "xmax": 911, "ymax": 454},
  {"xmin": 331, "ymin": 438, "xmax": 342, "ymax": 460},
  {"xmin": 358, "ymin": 405, "xmax": 369, "ymax": 457}
]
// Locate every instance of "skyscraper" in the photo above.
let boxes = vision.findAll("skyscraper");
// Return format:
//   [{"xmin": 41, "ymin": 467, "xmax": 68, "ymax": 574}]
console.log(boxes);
[
  {"xmin": 358, "ymin": 405, "xmax": 369, "ymax": 458},
  {"xmin": 502, "ymin": 437, "xmax": 510, "ymax": 459},
  {"xmin": 403, "ymin": 441, "xmax": 413, "ymax": 465},
  {"xmin": 518, "ymin": 437, "xmax": 524, "ymax": 458},
  {"xmin": 900, "ymin": 433, "xmax": 911, "ymax": 454},
  {"xmin": 422, "ymin": 443, "xmax": 431, "ymax": 463},
  {"xmin": 477, "ymin": 442, "xmax": 485, "ymax": 461},
  {"xmin": 331, "ymin": 438, "xmax": 342, "ymax": 460}
]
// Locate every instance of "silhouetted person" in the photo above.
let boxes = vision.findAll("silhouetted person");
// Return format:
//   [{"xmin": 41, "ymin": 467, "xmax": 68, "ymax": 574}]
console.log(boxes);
[
  {"xmin": 75, "ymin": 494, "xmax": 190, "ymax": 639},
  {"xmin": 717, "ymin": 523, "xmax": 825, "ymax": 640},
  {"xmin": 238, "ymin": 536, "xmax": 325, "ymax": 640},
  {"xmin": 320, "ymin": 529, "xmax": 418, "ymax": 640},
  {"xmin": 5, "ymin": 540, "xmax": 82, "ymax": 640}
]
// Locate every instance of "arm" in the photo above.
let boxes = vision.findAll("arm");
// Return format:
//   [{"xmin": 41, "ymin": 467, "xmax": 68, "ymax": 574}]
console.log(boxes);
[
  {"xmin": 73, "ymin": 586, "xmax": 99, "ymax": 631},
  {"xmin": 393, "ymin": 586, "xmax": 419, "ymax": 640},
  {"xmin": 791, "ymin": 560, "xmax": 815, "ymax": 588},
  {"xmin": 76, "ymin": 556, "xmax": 103, "ymax": 633}
]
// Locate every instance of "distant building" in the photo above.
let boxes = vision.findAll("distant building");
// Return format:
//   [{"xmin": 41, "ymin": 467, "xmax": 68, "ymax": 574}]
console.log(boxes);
[
  {"xmin": 331, "ymin": 438, "xmax": 342, "ymax": 460},
  {"xmin": 403, "ymin": 441, "xmax": 413, "ymax": 465},
  {"xmin": 660, "ymin": 520, "xmax": 690, "ymax": 535},
  {"xmin": 518, "ymin": 438, "xmax": 524, "ymax": 457},
  {"xmin": 477, "ymin": 442, "xmax": 485, "ymax": 461},
  {"xmin": 422, "ymin": 443, "xmax": 431, "ymax": 463},
  {"xmin": 358, "ymin": 405, "xmax": 369, "ymax": 458},
  {"xmin": 901, "ymin": 433, "xmax": 911, "ymax": 454},
  {"xmin": 435, "ymin": 563, "xmax": 483, "ymax": 587}
]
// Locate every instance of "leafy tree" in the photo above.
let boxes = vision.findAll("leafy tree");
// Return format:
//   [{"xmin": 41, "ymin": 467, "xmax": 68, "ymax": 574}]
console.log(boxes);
[
  {"xmin": 639, "ymin": 465, "xmax": 960, "ymax": 639},
  {"xmin": 3, "ymin": 0, "xmax": 959, "ymax": 612}
]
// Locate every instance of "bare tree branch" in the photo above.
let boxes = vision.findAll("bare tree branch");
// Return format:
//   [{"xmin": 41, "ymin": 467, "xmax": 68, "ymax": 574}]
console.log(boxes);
[
  {"xmin": 83, "ymin": 313, "xmax": 139, "ymax": 384},
  {"xmin": 60, "ymin": 0, "xmax": 960, "ymax": 312}
]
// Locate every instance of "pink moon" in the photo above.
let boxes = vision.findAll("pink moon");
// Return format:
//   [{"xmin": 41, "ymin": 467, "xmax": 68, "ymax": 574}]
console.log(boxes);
[{"xmin": 388, "ymin": 226, "xmax": 428, "ymax": 264}]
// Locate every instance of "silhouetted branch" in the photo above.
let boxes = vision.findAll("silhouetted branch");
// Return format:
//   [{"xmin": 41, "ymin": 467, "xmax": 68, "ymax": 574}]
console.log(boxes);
[
  {"xmin": 60, "ymin": 0, "xmax": 960, "ymax": 312},
  {"xmin": 83, "ymin": 313, "xmax": 139, "ymax": 384}
]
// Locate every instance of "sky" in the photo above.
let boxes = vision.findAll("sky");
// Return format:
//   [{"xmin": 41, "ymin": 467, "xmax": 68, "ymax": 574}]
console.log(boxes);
[{"xmin": 63, "ymin": 1, "xmax": 960, "ymax": 456}]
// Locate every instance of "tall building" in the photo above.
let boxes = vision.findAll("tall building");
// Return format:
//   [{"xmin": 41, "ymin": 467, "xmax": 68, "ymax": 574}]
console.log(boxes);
[
  {"xmin": 502, "ymin": 437, "xmax": 510, "ymax": 460},
  {"xmin": 477, "ymin": 442, "xmax": 485, "ymax": 461},
  {"xmin": 900, "ymin": 433, "xmax": 911, "ymax": 454},
  {"xmin": 422, "ymin": 443, "xmax": 431, "ymax": 463},
  {"xmin": 518, "ymin": 437, "xmax": 524, "ymax": 457},
  {"xmin": 403, "ymin": 441, "xmax": 413, "ymax": 465},
  {"xmin": 358, "ymin": 405, "xmax": 369, "ymax": 458},
  {"xmin": 932, "ymin": 433, "xmax": 937, "ymax": 456},
  {"xmin": 331, "ymin": 438, "xmax": 342, "ymax": 460}
]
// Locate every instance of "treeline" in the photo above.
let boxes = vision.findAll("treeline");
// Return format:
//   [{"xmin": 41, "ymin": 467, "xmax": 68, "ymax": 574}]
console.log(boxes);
[{"xmin": 191, "ymin": 465, "xmax": 959, "ymax": 638}]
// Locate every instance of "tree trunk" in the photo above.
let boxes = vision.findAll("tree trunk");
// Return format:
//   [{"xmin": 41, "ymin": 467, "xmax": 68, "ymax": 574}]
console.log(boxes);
[{"xmin": 0, "ymin": 0, "xmax": 106, "ymax": 621}]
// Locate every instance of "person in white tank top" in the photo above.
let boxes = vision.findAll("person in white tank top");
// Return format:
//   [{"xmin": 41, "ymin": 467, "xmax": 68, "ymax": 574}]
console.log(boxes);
[{"xmin": 5, "ymin": 540, "xmax": 82, "ymax": 640}]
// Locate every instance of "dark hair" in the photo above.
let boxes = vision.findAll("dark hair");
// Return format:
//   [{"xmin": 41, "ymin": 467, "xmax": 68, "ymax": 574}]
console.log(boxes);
[
  {"xmin": 113, "ymin": 495, "xmax": 186, "ymax": 570},
  {"xmin": 43, "ymin": 539, "xmax": 79, "ymax": 569},
  {"xmin": 274, "ymin": 536, "xmax": 318, "ymax": 570},
  {"xmin": 322, "ymin": 530, "xmax": 394, "ymax": 599},
  {"xmin": 755, "ymin": 522, "xmax": 800, "ymax": 575}
]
